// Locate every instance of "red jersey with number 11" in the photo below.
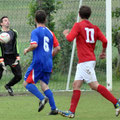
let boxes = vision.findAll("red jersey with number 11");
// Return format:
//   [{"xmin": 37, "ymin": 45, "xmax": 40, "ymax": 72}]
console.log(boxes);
[{"xmin": 66, "ymin": 20, "xmax": 107, "ymax": 63}]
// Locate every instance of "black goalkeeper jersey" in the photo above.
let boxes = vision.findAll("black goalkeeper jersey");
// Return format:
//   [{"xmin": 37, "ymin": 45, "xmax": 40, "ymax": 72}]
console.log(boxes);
[{"xmin": 0, "ymin": 29, "xmax": 19, "ymax": 57}]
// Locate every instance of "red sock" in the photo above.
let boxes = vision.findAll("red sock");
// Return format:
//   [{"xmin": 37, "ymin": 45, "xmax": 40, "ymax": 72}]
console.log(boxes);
[
  {"xmin": 97, "ymin": 85, "xmax": 117, "ymax": 105},
  {"xmin": 69, "ymin": 90, "xmax": 81, "ymax": 113}
]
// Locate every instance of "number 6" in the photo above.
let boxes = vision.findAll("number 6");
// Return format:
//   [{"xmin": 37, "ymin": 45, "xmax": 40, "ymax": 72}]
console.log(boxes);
[{"xmin": 44, "ymin": 36, "xmax": 49, "ymax": 52}]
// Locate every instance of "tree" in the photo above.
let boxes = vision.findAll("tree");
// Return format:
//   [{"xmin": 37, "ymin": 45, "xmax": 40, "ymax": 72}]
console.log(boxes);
[
  {"xmin": 27, "ymin": 0, "xmax": 61, "ymax": 31},
  {"xmin": 55, "ymin": 12, "xmax": 77, "ymax": 73},
  {"xmin": 112, "ymin": 7, "xmax": 120, "ymax": 75}
]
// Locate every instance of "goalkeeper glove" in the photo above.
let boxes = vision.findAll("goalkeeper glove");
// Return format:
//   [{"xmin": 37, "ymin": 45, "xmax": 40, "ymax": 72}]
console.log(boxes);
[
  {"xmin": 12, "ymin": 56, "xmax": 20, "ymax": 67},
  {"xmin": 0, "ymin": 58, "xmax": 6, "ymax": 71}
]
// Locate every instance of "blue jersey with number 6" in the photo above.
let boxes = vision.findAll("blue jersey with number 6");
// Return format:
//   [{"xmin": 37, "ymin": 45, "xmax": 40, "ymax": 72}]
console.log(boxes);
[{"xmin": 30, "ymin": 27, "xmax": 53, "ymax": 72}]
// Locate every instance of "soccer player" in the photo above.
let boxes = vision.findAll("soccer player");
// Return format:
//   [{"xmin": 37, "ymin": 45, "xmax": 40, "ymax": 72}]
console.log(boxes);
[
  {"xmin": 0, "ymin": 16, "xmax": 22, "ymax": 96},
  {"xmin": 59, "ymin": 6, "xmax": 120, "ymax": 118},
  {"xmin": 23, "ymin": 10, "xmax": 60, "ymax": 115}
]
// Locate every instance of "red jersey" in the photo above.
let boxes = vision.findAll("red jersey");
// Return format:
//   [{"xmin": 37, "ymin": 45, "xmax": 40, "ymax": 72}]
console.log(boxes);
[
  {"xmin": 66, "ymin": 20, "xmax": 107, "ymax": 63},
  {"xmin": 52, "ymin": 32, "xmax": 59, "ymax": 47}
]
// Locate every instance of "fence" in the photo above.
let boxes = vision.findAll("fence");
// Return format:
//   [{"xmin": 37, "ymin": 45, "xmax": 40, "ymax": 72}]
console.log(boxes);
[{"xmin": 0, "ymin": 0, "xmax": 119, "ymax": 94}]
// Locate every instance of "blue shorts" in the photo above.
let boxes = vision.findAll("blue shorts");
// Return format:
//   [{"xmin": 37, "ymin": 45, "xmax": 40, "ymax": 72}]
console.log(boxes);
[{"xmin": 24, "ymin": 66, "xmax": 51, "ymax": 85}]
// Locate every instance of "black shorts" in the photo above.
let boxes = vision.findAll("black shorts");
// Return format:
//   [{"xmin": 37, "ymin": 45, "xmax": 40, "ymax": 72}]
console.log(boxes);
[{"xmin": 4, "ymin": 54, "xmax": 16, "ymax": 66}]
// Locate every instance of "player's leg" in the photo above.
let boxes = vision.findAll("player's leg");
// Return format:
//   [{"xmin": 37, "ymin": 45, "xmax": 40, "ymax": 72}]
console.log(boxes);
[
  {"xmin": 0, "ymin": 64, "xmax": 4, "ymax": 79},
  {"xmin": 70, "ymin": 80, "xmax": 83, "ymax": 112},
  {"xmin": 5, "ymin": 63, "xmax": 22, "ymax": 96},
  {"xmin": 89, "ymin": 81, "xmax": 120, "ymax": 116},
  {"xmin": 68, "ymin": 63, "xmax": 85, "ymax": 114},
  {"xmin": 59, "ymin": 80, "xmax": 83, "ymax": 118},
  {"xmin": 88, "ymin": 62, "xmax": 120, "ymax": 117},
  {"xmin": 23, "ymin": 81, "xmax": 45, "ymax": 101},
  {"xmin": 59, "ymin": 63, "xmax": 85, "ymax": 118},
  {"xmin": 7, "ymin": 63, "xmax": 22, "ymax": 86},
  {"xmin": 23, "ymin": 81, "xmax": 48, "ymax": 112},
  {"xmin": 40, "ymin": 72, "xmax": 58, "ymax": 115},
  {"xmin": 89, "ymin": 81, "xmax": 118, "ymax": 105},
  {"xmin": 24, "ymin": 69, "xmax": 47, "ymax": 112}
]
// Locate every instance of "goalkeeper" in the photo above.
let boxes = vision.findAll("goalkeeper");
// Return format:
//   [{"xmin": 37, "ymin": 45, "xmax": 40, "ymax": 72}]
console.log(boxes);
[{"xmin": 0, "ymin": 16, "xmax": 22, "ymax": 96}]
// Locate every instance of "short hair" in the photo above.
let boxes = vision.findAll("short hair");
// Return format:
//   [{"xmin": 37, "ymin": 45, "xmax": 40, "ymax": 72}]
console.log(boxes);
[
  {"xmin": 79, "ymin": 6, "xmax": 91, "ymax": 19},
  {"xmin": 0, "ymin": 16, "xmax": 8, "ymax": 26},
  {"xmin": 0, "ymin": 16, "xmax": 8, "ymax": 23},
  {"xmin": 35, "ymin": 10, "xmax": 46, "ymax": 24}
]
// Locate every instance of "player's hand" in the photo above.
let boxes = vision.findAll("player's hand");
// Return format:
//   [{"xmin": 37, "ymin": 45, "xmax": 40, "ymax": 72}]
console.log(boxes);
[
  {"xmin": 16, "ymin": 56, "xmax": 20, "ymax": 61},
  {"xmin": 0, "ymin": 58, "xmax": 4, "ymax": 63},
  {"xmin": 0, "ymin": 58, "xmax": 6, "ymax": 70},
  {"xmin": 11, "ymin": 56, "xmax": 20, "ymax": 67},
  {"xmin": 24, "ymin": 48, "xmax": 28, "ymax": 55},
  {"xmin": 99, "ymin": 52, "xmax": 106, "ymax": 59},
  {"xmin": 63, "ymin": 29, "xmax": 70, "ymax": 37}
]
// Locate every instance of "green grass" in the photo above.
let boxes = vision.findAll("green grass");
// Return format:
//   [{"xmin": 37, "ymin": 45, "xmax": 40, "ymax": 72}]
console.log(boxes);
[
  {"xmin": 0, "ymin": 90, "xmax": 120, "ymax": 120},
  {"xmin": 0, "ymin": 1, "xmax": 120, "ymax": 119}
]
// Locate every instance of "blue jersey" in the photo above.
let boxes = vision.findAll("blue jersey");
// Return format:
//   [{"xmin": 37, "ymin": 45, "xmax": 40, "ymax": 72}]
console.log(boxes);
[{"xmin": 30, "ymin": 27, "xmax": 53, "ymax": 72}]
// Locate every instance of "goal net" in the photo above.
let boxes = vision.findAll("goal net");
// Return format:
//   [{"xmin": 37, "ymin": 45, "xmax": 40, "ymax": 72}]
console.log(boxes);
[
  {"xmin": 0, "ymin": 0, "xmax": 119, "ymax": 94},
  {"xmin": 51, "ymin": 0, "xmax": 108, "ymax": 91}
]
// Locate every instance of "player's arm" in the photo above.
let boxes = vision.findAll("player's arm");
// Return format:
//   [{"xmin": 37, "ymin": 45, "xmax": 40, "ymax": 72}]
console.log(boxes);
[
  {"xmin": 52, "ymin": 32, "xmax": 60, "ymax": 56},
  {"xmin": 52, "ymin": 46, "xmax": 60, "ymax": 56},
  {"xmin": 63, "ymin": 29, "xmax": 69, "ymax": 37},
  {"xmin": 12, "ymin": 29, "xmax": 20, "ymax": 56},
  {"xmin": 99, "ymin": 48, "xmax": 106, "ymax": 59},
  {"xmin": 63, "ymin": 23, "xmax": 79, "ymax": 42},
  {"xmin": 12, "ymin": 29, "xmax": 21, "ymax": 62},
  {"xmin": 0, "ymin": 30, "xmax": 5, "ymax": 69},
  {"xmin": 0, "ymin": 30, "xmax": 4, "ymax": 60},
  {"xmin": 0, "ymin": 43, "xmax": 3, "ymax": 58},
  {"xmin": 24, "ymin": 30, "xmax": 38, "ymax": 55},
  {"xmin": 0, "ymin": 43, "xmax": 6, "ymax": 70},
  {"xmin": 24, "ymin": 43, "xmax": 38, "ymax": 55},
  {"xmin": 0, "ymin": 44, "xmax": 4, "ymax": 63},
  {"xmin": 97, "ymin": 27, "xmax": 107, "ymax": 59}
]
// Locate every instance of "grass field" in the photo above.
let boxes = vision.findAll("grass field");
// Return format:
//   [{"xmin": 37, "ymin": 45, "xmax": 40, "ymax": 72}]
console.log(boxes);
[
  {"xmin": 0, "ymin": 90, "xmax": 120, "ymax": 120},
  {"xmin": 0, "ymin": 1, "xmax": 120, "ymax": 119}
]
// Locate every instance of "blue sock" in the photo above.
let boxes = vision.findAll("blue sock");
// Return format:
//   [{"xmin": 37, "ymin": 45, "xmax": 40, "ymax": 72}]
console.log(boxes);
[
  {"xmin": 26, "ymin": 84, "xmax": 44, "ymax": 101},
  {"xmin": 44, "ymin": 89, "xmax": 56, "ymax": 110}
]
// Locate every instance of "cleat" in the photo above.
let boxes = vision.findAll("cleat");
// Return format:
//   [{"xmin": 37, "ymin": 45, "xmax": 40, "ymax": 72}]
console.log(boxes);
[
  {"xmin": 5, "ymin": 85, "xmax": 14, "ymax": 96},
  {"xmin": 49, "ymin": 108, "xmax": 58, "ymax": 115},
  {"xmin": 58, "ymin": 110, "xmax": 75, "ymax": 118},
  {"xmin": 38, "ymin": 97, "xmax": 48, "ymax": 112},
  {"xmin": 115, "ymin": 99, "xmax": 120, "ymax": 117}
]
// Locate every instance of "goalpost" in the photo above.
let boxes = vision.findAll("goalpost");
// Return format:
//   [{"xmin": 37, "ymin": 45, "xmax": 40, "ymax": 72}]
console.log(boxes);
[
  {"xmin": 66, "ymin": 0, "xmax": 112, "ymax": 91},
  {"xmin": 66, "ymin": 0, "xmax": 83, "ymax": 90},
  {"xmin": 106, "ymin": 0, "xmax": 112, "ymax": 91}
]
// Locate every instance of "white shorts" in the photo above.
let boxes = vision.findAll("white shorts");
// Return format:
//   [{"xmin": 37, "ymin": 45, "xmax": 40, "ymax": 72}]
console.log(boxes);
[{"xmin": 74, "ymin": 61, "xmax": 97, "ymax": 83}]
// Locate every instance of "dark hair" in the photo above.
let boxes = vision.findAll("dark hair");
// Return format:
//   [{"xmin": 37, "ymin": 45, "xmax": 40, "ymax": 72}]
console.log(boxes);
[
  {"xmin": 79, "ymin": 6, "xmax": 91, "ymax": 19},
  {"xmin": 0, "ymin": 16, "xmax": 8, "ymax": 27},
  {"xmin": 0, "ymin": 16, "xmax": 8, "ymax": 23},
  {"xmin": 35, "ymin": 10, "xmax": 46, "ymax": 24}
]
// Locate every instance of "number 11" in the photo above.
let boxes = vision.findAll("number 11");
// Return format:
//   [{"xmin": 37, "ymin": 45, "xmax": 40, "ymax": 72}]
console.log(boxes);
[{"xmin": 85, "ymin": 28, "xmax": 95, "ymax": 43}]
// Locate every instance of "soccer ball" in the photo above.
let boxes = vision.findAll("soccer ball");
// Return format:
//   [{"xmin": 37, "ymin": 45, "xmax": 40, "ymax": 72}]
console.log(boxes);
[{"xmin": 0, "ymin": 32, "xmax": 10, "ymax": 43}]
